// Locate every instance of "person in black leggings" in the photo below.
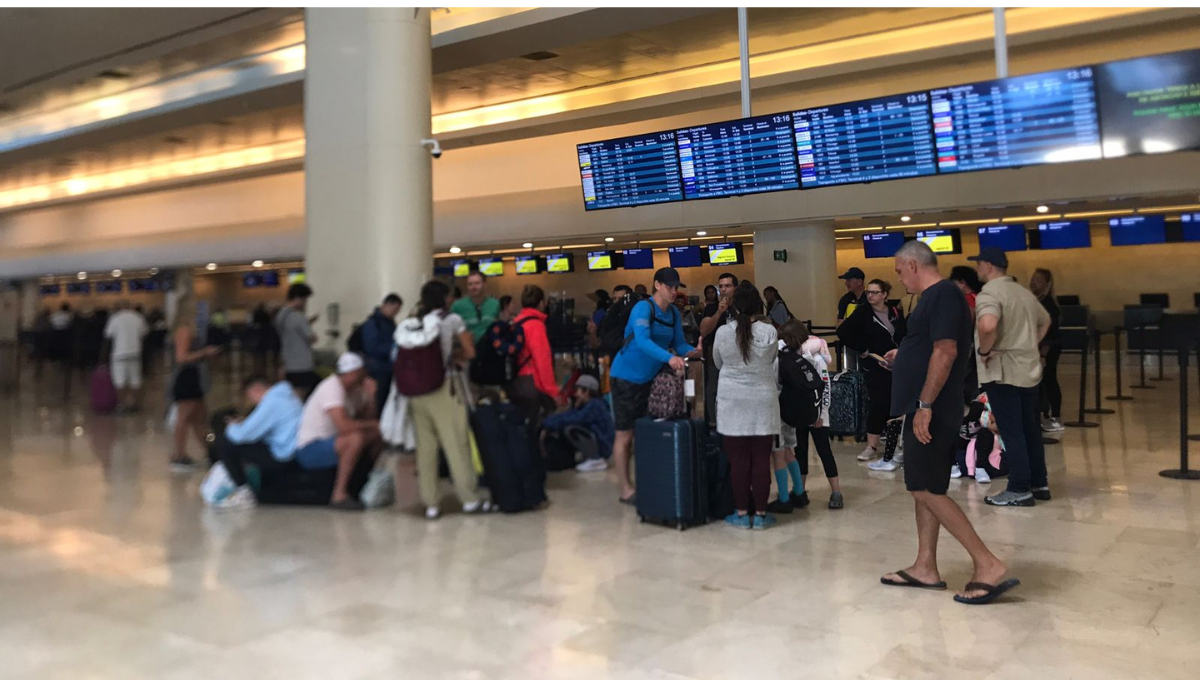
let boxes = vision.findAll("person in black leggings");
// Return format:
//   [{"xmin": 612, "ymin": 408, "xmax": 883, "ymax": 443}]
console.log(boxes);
[{"xmin": 1031, "ymin": 268, "xmax": 1063, "ymax": 432}]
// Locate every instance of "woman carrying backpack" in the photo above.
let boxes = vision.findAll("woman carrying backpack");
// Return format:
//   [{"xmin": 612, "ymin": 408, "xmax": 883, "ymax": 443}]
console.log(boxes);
[
  {"xmin": 609, "ymin": 268, "xmax": 697, "ymax": 505},
  {"xmin": 836, "ymin": 279, "xmax": 906, "ymax": 468},
  {"xmin": 508, "ymin": 285, "xmax": 559, "ymax": 426},
  {"xmin": 713, "ymin": 281, "xmax": 780, "ymax": 529},
  {"xmin": 394, "ymin": 280, "xmax": 488, "ymax": 520}
]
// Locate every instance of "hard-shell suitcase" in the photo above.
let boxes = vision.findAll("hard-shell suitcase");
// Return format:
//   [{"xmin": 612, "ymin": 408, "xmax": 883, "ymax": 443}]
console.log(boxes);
[
  {"xmin": 90, "ymin": 366, "xmax": 118, "ymax": 414},
  {"xmin": 829, "ymin": 370, "xmax": 869, "ymax": 441},
  {"xmin": 634, "ymin": 417, "xmax": 709, "ymax": 530},
  {"xmin": 471, "ymin": 401, "xmax": 547, "ymax": 513},
  {"xmin": 255, "ymin": 457, "xmax": 372, "ymax": 506}
]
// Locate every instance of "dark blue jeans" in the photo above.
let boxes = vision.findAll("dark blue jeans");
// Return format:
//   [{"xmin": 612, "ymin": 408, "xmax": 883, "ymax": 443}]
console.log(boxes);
[{"xmin": 983, "ymin": 382, "xmax": 1046, "ymax": 494}]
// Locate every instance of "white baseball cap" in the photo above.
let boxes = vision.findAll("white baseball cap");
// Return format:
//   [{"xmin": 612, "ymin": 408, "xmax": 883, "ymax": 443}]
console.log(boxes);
[{"xmin": 336, "ymin": 352, "xmax": 365, "ymax": 374}]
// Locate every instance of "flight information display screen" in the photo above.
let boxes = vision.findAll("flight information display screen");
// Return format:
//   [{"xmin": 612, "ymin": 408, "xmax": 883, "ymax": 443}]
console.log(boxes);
[
  {"xmin": 39, "ymin": 284, "xmax": 62, "ymax": 295},
  {"xmin": 545, "ymin": 253, "xmax": 575, "ymax": 274},
  {"xmin": 1035, "ymin": 220, "xmax": 1092, "ymax": 250},
  {"xmin": 978, "ymin": 224, "xmax": 1028, "ymax": 251},
  {"xmin": 676, "ymin": 113, "xmax": 799, "ymax": 199},
  {"xmin": 1096, "ymin": 49, "xmax": 1200, "ymax": 158},
  {"xmin": 622, "ymin": 248, "xmax": 654, "ymax": 270},
  {"xmin": 932, "ymin": 67, "xmax": 1101, "ymax": 173},
  {"xmin": 478, "ymin": 258, "xmax": 504, "ymax": 276},
  {"xmin": 515, "ymin": 256, "xmax": 540, "ymax": 275},
  {"xmin": 578, "ymin": 131, "xmax": 684, "ymax": 210},
  {"xmin": 587, "ymin": 251, "xmax": 615, "ymax": 271},
  {"xmin": 452, "ymin": 260, "xmax": 471, "ymax": 278},
  {"xmin": 1178, "ymin": 213, "xmax": 1200, "ymax": 242},
  {"xmin": 706, "ymin": 243, "xmax": 744, "ymax": 265},
  {"xmin": 915, "ymin": 228, "xmax": 963, "ymax": 254},
  {"xmin": 1109, "ymin": 215, "xmax": 1166, "ymax": 246},
  {"xmin": 793, "ymin": 91, "xmax": 936, "ymax": 188},
  {"xmin": 862, "ymin": 232, "xmax": 906, "ymax": 259},
  {"xmin": 668, "ymin": 246, "xmax": 703, "ymax": 268}
]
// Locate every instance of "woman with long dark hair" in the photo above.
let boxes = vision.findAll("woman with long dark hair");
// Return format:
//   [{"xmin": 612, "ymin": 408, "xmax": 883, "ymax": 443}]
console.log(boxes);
[
  {"xmin": 1031, "ymin": 268, "xmax": 1064, "ymax": 432},
  {"xmin": 837, "ymin": 279, "xmax": 906, "ymax": 467},
  {"xmin": 714, "ymin": 281, "xmax": 780, "ymax": 529},
  {"xmin": 763, "ymin": 286, "xmax": 792, "ymax": 327}
]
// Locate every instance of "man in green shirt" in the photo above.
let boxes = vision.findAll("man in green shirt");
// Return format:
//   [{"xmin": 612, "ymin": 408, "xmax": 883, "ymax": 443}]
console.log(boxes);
[{"xmin": 451, "ymin": 271, "xmax": 501, "ymax": 342}]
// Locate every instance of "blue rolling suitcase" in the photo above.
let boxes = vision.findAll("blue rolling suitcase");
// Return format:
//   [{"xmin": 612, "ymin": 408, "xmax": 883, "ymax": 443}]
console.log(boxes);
[{"xmin": 634, "ymin": 417, "xmax": 709, "ymax": 530}]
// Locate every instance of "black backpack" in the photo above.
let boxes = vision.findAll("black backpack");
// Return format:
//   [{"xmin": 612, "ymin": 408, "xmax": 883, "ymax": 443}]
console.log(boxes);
[
  {"xmin": 470, "ymin": 318, "xmax": 530, "ymax": 386},
  {"xmin": 779, "ymin": 348, "xmax": 824, "ymax": 428},
  {"xmin": 346, "ymin": 324, "xmax": 366, "ymax": 354},
  {"xmin": 597, "ymin": 293, "xmax": 647, "ymax": 358}
]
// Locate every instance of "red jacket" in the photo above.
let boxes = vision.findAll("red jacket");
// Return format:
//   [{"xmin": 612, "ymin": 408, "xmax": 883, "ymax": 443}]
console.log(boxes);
[{"xmin": 514, "ymin": 308, "xmax": 558, "ymax": 400}]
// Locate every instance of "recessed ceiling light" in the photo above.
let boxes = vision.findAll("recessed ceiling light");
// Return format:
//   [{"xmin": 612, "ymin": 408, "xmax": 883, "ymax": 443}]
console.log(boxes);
[
  {"xmin": 76, "ymin": 272, "xmax": 87, "ymax": 280},
  {"xmin": 604, "ymin": 237, "xmax": 614, "ymax": 242},
  {"xmin": 900, "ymin": 215, "xmax": 911, "ymax": 222},
  {"xmin": 111, "ymin": 269, "xmax": 121, "ymax": 278},
  {"xmin": 696, "ymin": 231, "xmax": 708, "ymax": 236},
  {"xmin": 148, "ymin": 267, "xmax": 159, "ymax": 275},
  {"xmin": 449, "ymin": 246, "xmax": 462, "ymax": 254},
  {"xmin": 205, "ymin": 263, "xmax": 218, "ymax": 271},
  {"xmin": 1036, "ymin": 205, "xmax": 1049, "ymax": 213},
  {"xmin": 252, "ymin": 260, "xmax": 264, "ymax": 268},
  {"xmin": 522, "ymin": 242, "xmax": 533, "ymax": 248}
]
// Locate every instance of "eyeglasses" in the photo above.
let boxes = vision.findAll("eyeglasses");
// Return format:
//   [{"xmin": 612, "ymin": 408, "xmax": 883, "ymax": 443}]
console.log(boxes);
[{"xmin": 867, "ymin": 290, "xmax": 886, "ymax": 295}]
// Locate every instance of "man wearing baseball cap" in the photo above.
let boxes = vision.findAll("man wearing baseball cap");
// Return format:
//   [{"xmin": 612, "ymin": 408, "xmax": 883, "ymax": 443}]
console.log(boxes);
[
  {"xmin": 293, "ymin": 352, "xmax": 384, "ymax": 510},
  {"xmin": 540, "ymin": 374, "xmax": 615, "ymax": 473},
  {"xmin": 837, "ymin": 267, "xmax": 868, "ymax": 326},
  {"xmin": 968, "ymin": 247, "xmax": 1052, "ymax": 508}
]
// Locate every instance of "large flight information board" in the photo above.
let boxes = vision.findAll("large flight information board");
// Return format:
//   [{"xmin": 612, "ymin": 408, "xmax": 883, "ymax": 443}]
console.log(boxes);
[
  {"xmin": 932, "ymin": 67, "xmax": 1101, "ymax": 173},
  {"xmin": 676, "ymin": 113, "xmax": 798, "ymax": 199},
  {"xmin": 577, "ymin": 131, "xmax": 683, "ymax": 210},
  {"xmin": 793, "ymin": 92, "xmax": 937, "ymax": 188}
]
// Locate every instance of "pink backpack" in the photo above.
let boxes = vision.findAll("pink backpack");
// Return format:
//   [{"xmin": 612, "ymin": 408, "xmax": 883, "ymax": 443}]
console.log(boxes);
[{"xmin": 90, "ymin": 366, "xmax": 118, "ymax": 414}]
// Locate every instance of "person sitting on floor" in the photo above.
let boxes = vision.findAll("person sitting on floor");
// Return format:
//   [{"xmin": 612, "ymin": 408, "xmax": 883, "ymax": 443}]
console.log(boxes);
[
  {"xmin": 213, "ymin": 375, "xmax": 304, "ymax": 510},
  {"xmin": 539, "ymin": 374, "xmax": 614, "ymax": 473},
  {"xmin": 294, "ymin": 352, "xmax": 385, "ymax": 511}
]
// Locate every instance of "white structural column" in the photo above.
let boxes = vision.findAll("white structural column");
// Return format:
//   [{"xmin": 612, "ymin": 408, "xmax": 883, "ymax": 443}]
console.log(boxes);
[
  {"xmin": 754, "ymin": 222, "xmax": 839, "ymax": 328},
  {"xmin": 305, "ymin": 8, "xmax": 433, "ymax": 346}
]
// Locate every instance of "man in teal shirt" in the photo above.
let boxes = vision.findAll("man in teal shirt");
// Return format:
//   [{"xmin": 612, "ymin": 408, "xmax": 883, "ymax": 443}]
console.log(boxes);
[{"xmin": 451, "ymin": 271, "xmax": 501, "ymax": 342}]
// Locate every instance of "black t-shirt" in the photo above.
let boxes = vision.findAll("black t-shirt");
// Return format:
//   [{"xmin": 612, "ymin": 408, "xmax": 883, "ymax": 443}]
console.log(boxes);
[
  {"xmin": 837, "ymin": 290, "xmax": 868, "ymax": 321},
  {"xmin": 700, "ymin": 303, "xmax": 733, "ymax": 362},
  {"xmin": 1039, "ymin": 295, "xmax": 1061, "ymax": 347},
  {"xmin": 890, "ymin": 279, "xmax": 972, "ymax": 416}
]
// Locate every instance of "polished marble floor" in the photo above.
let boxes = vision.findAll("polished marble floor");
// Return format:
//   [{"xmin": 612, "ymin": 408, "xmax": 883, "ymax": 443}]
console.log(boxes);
[{"xmin": 2, "ymin": 362, "xmax": 1199, "ymax": 680}]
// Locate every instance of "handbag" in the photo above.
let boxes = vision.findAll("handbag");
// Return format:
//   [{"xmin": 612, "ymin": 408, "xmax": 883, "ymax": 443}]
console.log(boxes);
[
  {"xmin": 200, "ymin": 462, "xmax": 235, "ymax": 506},
  {"xmin": 647, "ymin": 365, "xmax": 687, "ymax": 420},
  {"xmin": 359, "ymin": 469, "xmax": 396, "ymax": 508}
]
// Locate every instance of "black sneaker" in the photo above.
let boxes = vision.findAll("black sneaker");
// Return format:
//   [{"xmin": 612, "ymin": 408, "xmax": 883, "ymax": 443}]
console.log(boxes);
[
  {"xmin": 766, "ymin": 499, "xmax": 794, "ymax": 514},
  {"xmin": 1032, "ymin": 487, "xmax": 1052, "ymax": 502},
  {"xmin": 791, "ymin": 492, "xmax": 810, "ymax": 509}
]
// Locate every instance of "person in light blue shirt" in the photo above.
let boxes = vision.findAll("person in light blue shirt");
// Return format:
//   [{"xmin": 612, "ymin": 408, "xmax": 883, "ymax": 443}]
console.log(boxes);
[
  {"xmin": 609, "ymin": 267, "xmax": 698, "ymax": 504},
  {"xmin": 213, "ymin": 376, "xmax": 304, "ymax": 510}
]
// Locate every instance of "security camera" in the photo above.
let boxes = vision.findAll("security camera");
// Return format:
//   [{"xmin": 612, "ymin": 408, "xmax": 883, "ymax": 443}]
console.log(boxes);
[{"xmin": 420, "ymin": 138, "xmax": 442, "ymax": 159}]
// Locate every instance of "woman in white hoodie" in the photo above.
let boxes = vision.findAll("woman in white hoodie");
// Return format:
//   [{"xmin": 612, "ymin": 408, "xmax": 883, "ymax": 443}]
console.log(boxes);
[
  {"xmin": 714, "ymin": 281, "xmax": 780, "ymax": 529},
  {"xmin": 394, "ymin": 280, "xmax": 488, "ymax": 520}
]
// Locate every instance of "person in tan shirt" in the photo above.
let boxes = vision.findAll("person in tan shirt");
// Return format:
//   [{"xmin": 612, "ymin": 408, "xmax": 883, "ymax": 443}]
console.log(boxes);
[{"xmin": 969, "ymin": 247, "xmax": 1051, "ymax": 508}]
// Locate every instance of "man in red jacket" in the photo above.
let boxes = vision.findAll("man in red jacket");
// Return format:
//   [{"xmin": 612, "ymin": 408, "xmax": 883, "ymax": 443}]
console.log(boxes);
[{"xmin": 509, "ymin": 285, "xmax": 561, "ymax": 425}]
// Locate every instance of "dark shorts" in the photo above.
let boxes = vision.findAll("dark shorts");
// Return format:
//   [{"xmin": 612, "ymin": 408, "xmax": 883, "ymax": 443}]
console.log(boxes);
[
  {"xmin": 610, "ymin": 377, "xmax": 654, "ymax": 431},
  {"xmin": 902, "ymin": 404, "xmax": 962, "ymax": 495},
  {"xmin": 172, "ymin": 365, "xmax": 204, "ymax": 401}
]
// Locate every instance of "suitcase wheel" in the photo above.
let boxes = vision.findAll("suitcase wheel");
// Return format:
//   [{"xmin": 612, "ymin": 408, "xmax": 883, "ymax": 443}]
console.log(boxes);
[
  {"xmin": 638, "ymin": 515, "xmax": 645, "ymax": 523},
  {"xmin": 677, "ymin": 522, "xmax": 685, "ymax": 531}
]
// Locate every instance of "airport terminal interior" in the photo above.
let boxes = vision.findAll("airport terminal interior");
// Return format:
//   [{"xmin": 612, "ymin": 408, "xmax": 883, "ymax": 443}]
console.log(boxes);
[{"xmin": 2, "ymin": 6, "xmax": 1200, "ymax": 679}]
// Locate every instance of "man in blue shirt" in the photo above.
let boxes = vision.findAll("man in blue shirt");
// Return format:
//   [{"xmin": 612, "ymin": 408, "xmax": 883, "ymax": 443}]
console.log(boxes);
[
  {"xmin": 214, "ymin": 375, "xmax": 304, "ymax": 510},
  {"xmin": 541, "ymin": 375, "xmax": 615, "ymax": 473},
  {"xmin": 360, "ymin": 293, "xmax": 402, "ymax": 415}
]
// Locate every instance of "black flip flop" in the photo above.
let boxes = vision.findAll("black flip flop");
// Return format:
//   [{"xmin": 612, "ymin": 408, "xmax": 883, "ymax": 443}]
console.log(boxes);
[
  {"xmin": 954, "ymin": 578, "xmax": 1021, "ymax": 605},
  {"xmin": 880, "ymin": 570, "xmax": 947, "ymax": 590}
]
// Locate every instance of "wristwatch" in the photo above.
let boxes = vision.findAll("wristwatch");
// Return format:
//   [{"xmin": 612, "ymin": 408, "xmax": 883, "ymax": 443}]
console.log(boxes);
[
  {"xmin": 917, "ymin": 400, "xmax": 933, "ymax": 410},
  {"xmin": 977, "ymin": 348, "xmax": 993, "ymax": 356}
]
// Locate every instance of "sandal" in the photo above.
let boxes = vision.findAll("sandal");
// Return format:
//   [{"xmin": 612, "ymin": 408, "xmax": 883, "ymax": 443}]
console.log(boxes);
[
  {"xmin": 954, "ymin": 578, "xmax": 1021, "ymax": 605},
  {"xmin": 618, "ymin": 493, "xmax": 637, "ymax": 506},
  {"xmin": 880, "ymin": 570, "xmax": 947, "ymax": 590}
]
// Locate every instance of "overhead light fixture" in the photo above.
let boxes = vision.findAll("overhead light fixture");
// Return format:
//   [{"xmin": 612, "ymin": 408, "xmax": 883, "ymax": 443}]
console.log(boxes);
[
  {"xmin": 148, "ymin": 267, "xmax": 159, "ymax": 275},
  {"xmin": 76, "ymin": 272, "xmax": 87, "ymax": 280},
  {"xmin": 604, "ymin": 237, "xmax": 614, "ymax": 242},
  {"xmin": 252, "ymin": 260, "xmax": 264, "ymax": 268},
  {"xmin": 696, "ymin": 231, "xmax": 708, "ymax": 236},
  {"xmin": 449, "ymin": 246, "xmax": 462, "ymax": 254},
  {"xmin": 111, "ymin": 269, "xmax": 121, "ymax": 278},
  {"xmin": 1036, "ymin": 205, "xmax": 1049, "ymax": 213},
  {"xmin": 900, "ymin": 215, "xmax": 911, "ymax": 222},
  {"xmin": 522, "ymin": 242, "xmax": 533, "ymax": 248},
  {"xmin": 205, "ymin": 263, "xmax": 218, "ymax": 271}
]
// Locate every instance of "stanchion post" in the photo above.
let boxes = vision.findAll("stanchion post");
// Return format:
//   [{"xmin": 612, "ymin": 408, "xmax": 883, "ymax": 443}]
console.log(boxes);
[
  {"xmin": 1086, "ymin": 328, "xmax": 1115, "ymax": 415},
  {"xmin": 1107, "ymin": 326, "xmax": 1133, "ymax": 401},
  {"xmin": 1160, "ymin": 345, "xmax": 1200, "ymax": 479},
  {"xmin": 1133, "ymin": 321, "xmax": 1154, "ymax": 390},
  {"xmin": 1066, "ymin": 340, "xmax": 1099, "ymax": 428},
  {"xmin": 1152, "ymin": 330, "xmax": 1170, "ymax": 381}
]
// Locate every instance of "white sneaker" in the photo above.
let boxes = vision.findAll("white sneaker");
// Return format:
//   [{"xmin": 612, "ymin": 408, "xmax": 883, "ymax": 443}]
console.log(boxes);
[
  {"xmin": 1048, "ymin": 418, "xmax": 1065, "ymax": 433},
  {"xmin": 462, "ymin": 499, "xmax": 492, "ymax": 514},
  {"xmin": 857, "ymin": 446, "xmax": 878, "ymax": 461},
  {"xmin": 425, "ymin": 506, "xmax": 440, "ymax": 520},
  {"xmin": 215, "ymin": 486, "xmax": 256, "ymax": 511},
  {"xmin": 575, "ymin": 458, "xmax": 609, "ymax": 473},
  {"xmin": 893, "ymin": 450, "xmax": 904, "ymax": 465},
  {"xmin": 868, "ymin": 458, "xmax": 898, "ymax": 472},
  {"xmin": 950, "ymin": 464, "xmax": 963, "ymax": 479},
  {"xmin": 975, "ymin": 468, "xmax": 992, "ymax": 485}
]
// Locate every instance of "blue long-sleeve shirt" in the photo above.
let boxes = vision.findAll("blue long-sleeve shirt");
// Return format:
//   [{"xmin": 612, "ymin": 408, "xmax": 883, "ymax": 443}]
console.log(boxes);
[
  {"xmin": 543, "ymin": 397, "xmax": 615, "ymax": 459},
  {"xmin": 609, "ymin": 299, "xmax": 694, "ymax": 385},
  {"xmin": 360, "ymin": 309, "xmax": 397, "ymax": 375},
  {"xmin": 225, "ymin": 382, "xmax": 303, "ymax": 461}
]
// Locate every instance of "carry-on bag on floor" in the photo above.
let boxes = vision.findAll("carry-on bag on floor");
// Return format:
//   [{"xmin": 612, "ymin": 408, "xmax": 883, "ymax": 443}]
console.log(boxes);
[
  {"xmin": 255, "ymin": 456, "xmax": 373, "ymax": 506},
  {"xmin": 634, "ymin": 417, "xmax": 709, "ymax": 530},
  {"xmin": 828, "ymin": 370, "xmax": 869, "ymax": 441},
  {"xmin": 90, "ymin": 366, "xmax": 118, "ymax": 414},
  {"xmin": 705, "ymin": 431, "xmax": 735, "ymax": 520},
  {"xmin": 471, "ymin": 401, "xmax": 547, "ymax": 513}
]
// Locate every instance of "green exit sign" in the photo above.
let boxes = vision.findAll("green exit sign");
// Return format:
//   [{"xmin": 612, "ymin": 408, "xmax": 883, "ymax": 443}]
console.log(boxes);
[{"xmin": 773, "ymin": 249, "xmax": 787, "ymax": 262}]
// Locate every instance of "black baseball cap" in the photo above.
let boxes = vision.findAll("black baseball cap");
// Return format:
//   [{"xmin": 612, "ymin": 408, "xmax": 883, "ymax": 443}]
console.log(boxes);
[
  {"xmin": 968, "ymin": 247, "xmax": 1009, "ymax": 269},
  {"xmin": 654, "ymin": 267, "xmax": 685, "ymax": 288},
  {"xmin": 838, "ymin": 267, "xmax": 866, "ymax": 280}
]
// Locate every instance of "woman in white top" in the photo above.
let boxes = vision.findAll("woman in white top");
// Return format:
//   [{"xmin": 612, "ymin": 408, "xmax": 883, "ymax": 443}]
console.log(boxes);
[{"xmin": 714, "ymin": 281, "xmax": 780, "ymax": 529}]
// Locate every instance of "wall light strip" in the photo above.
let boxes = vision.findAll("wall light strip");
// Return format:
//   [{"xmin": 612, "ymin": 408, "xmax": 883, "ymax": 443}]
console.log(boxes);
[
  {"xmin": 1139, "ymin": 204, "xmax": 1200, "ymax": 213},
  {"xmin": 1060, "ymin": 209, "xmax": 1130, "ymax": 219},
  {"xmin": 1000, "ymin": 215, "xmax": 1048, "ymax": 222},
  {"xmin": 834, "ymin": 227, "xmax": 885, "ymax": 233},
  {"xmin": 886, "ymin": 222, "xmax": 937, "ymax": 230},
  {"xmin": 936, "ymin": 219, "xmax": 999, "ymax": 226}
]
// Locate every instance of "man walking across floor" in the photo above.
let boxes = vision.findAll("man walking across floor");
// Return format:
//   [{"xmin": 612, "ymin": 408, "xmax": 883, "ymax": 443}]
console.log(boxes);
[
  {"xmin": 969, "ymin": 247, "xmax": 1052, "ymax": 507},
  {"xmin": 880, "ymin": 241, "xmax": 1018, "ymax": 605},
  {"xmin": 103, "ymin": 300, "xmax": 148, "ymax": 412}
]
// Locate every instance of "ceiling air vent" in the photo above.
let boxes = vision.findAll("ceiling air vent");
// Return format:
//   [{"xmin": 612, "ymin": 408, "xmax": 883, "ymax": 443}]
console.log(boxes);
[
  {"xmin": 520, "ymin": 51, "xmax": 559, "ymax": 61},
  {"xmin": 98, "ymin": 69, "xmax": 133, "ymax": 80},
  {"xmin": 163, "ymin": 136, "xmax": 188, "ymax": 145}
]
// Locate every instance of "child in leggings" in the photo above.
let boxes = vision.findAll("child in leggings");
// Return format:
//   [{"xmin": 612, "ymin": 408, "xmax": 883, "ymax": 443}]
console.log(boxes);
[{"xmin": 799, "ymin": 329, "xmax": 844, "ymax": 508}]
